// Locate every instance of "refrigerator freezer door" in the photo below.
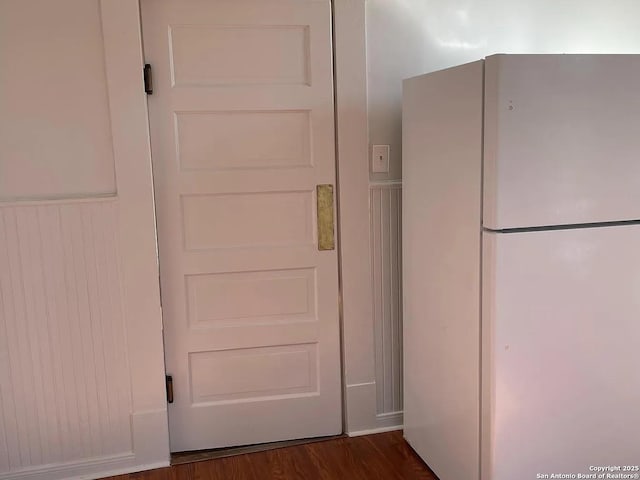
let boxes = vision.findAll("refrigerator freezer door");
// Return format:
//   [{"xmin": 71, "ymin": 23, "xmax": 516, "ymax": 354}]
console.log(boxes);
[
  {"xmin": 483, "ymin": 54, "xmax": 640, "ymax": 230},
  {"xmin": 482, "ymin": 225, "xmax": 640, "ymax": 480}
]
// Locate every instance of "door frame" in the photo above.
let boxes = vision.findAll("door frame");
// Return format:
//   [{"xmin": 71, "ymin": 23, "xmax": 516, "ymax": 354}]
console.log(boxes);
[
  {"xmin": 331, "ymin": 0, "xmax": 377, "ymax": 435},
  {"xmin": 101, "ymin": 0, "xmax": 170, "ymax": 472}
]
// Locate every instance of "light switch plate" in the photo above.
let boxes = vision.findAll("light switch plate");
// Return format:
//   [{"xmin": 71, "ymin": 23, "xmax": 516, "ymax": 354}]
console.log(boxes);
[{"xmin": 371, "ymin": 144, "xmax": 390, "ymax": 173}]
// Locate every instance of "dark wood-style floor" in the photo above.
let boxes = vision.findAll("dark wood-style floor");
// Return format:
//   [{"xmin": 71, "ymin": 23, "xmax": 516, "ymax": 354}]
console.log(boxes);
[{"xmin": 105, "ymin": 431, "xmax": 438, "ymax": 480}]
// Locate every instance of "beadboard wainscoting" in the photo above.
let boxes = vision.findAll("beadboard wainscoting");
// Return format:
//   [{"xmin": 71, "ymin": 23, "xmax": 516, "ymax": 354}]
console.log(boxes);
[
  {"xmin": 0, "ymin": 197, "xmax": 169, "ymax": 480},
  {"xmin": 369, "ymin": 182, "xmax": 403, "ymax": 429},
  {"xmin": 0, "ymin": 199, "xmax": 134, "ymax": 478}
]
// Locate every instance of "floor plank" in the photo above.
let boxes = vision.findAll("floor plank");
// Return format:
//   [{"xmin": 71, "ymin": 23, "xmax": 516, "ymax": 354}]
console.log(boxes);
[{"xmin": 103, "ymin": 431, "xmax": 438, "ymax": 480}]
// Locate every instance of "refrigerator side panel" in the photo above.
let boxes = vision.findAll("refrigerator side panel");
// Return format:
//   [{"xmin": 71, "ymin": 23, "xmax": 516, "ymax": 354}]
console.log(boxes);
[
  {"xmin": 402, "ymin": 61, "xmax": 483, "ymax": 480},
  {"xmin": 490, "ymin": 225, "xmax": 640, "ymax": 480},
  {"xmin": 483, "ymin": 54, "xmax": 640, "ymax": 230}
]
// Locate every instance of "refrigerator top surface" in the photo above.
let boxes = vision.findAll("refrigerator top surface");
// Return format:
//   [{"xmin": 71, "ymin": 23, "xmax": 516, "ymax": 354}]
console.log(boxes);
[{"xmin": 483, "ymin": 54, "xmax": 640, "ymax": 230}]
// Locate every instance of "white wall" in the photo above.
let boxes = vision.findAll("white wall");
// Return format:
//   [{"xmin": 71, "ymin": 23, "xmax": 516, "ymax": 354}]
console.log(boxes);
[
  {"xmin": 0, "ymin": 2, "xmax": 169, "ymax": 479},
  {"xmin": 0, "ymin": 0, "xmax": 117, "ymax": 200},
  {"xmin": 367, "ymin": 0, "xmax": 640, "ymax": 180},
  {"xmin": 365, "ymin": 0, "xmax": 640, "ymax": 425}
]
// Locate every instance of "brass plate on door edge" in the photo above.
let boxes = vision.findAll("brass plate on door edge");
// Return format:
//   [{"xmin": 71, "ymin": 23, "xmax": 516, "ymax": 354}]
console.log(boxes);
[{"xmin": 316, "ymin": 184, "xmax": 335, "ymax": 251}]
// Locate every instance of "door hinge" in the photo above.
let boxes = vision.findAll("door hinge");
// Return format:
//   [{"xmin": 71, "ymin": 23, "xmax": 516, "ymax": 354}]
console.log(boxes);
[
  {"xmin": 165, "ymin": 375, "xmax": 174, "ymax": 403},
  {"xmin": 143, "ymin": 63, "xmax": 153, "ymax": 95}
]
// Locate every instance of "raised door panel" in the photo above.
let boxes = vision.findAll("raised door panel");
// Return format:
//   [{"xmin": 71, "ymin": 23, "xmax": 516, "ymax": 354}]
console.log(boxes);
[{"xmin": 169, "ymin": 24, "xmax": 310, "ymax": 86}]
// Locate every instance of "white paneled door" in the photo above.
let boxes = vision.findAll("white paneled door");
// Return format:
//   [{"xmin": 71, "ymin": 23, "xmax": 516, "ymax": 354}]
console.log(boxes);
[{"xmin": 141, "ymin": 0, "xmax": 342, "ymax": 451}]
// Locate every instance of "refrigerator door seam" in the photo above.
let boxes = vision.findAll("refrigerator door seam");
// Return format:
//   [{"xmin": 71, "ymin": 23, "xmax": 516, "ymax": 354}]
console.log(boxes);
[{"xmin": 483, "ymin": 218, "xmax": 640, "ymax": 234}]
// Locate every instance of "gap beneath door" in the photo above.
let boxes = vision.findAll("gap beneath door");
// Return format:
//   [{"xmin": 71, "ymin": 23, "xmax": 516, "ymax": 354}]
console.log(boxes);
[{"xmin": 171, "ymin": 434, "xmax": 347, "ymax": 465}]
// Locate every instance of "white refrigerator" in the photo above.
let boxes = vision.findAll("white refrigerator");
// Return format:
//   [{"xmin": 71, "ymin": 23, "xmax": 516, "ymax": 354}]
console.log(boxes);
[{"xmin": 402, "ymin": 54, "xmax": 640, "ymax": 480}]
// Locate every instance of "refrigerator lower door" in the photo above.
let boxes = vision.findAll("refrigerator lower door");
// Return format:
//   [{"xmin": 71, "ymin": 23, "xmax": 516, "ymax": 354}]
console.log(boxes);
[{"xmin": 482, "ymin": 224, "xmax": 640, "ymax": 480}]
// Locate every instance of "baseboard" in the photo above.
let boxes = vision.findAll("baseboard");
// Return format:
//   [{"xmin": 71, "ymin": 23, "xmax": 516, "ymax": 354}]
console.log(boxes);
[
  {"xmin": 0, "ymin": 454, "xmax": 170, "ymax": 480},
  {"xmin": 0, "ymin": 452, "xmax": 169, "ymax": 480},
  {"xmin": 348, "ymin": 411, "xmax": 403, "ymax": 437},
  {"xmin": 375, "ymin": 411, "xmax": 403, "ymax": 429},
  {"xmin": 71, "ymin": 461, "xmax": 170, "ymax": 480},
  {"xmin": 344, "ymin": 382, "xmax": 378, "ymax": 432},
  {"xmin": 0, "ymin": 409, "xmax": 170, "ymax": 480},
  {"xmin": 130, "ymin": 409, "xmax": 170, "ymax": 466},
  {"xmin": 347, "ymin": 424, "xmax": 403, "ymax": 437}
]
